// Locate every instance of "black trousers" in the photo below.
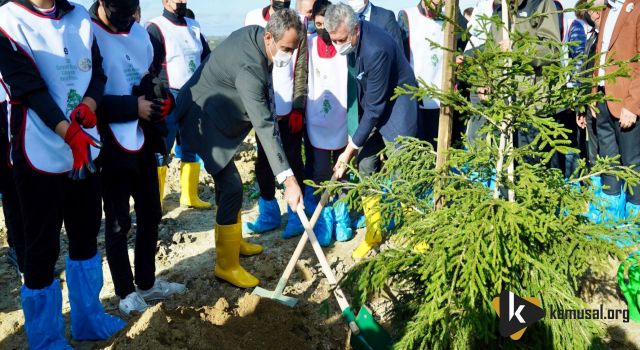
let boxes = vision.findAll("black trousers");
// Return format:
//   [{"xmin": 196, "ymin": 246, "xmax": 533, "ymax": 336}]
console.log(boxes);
[
  {"xmin": 206, "ymin": 160, "xmax": 243, "ymax": 226},
  {"xmin": 101, "ymin": 141, "xmax": 161, "ymax": 298},
  {"xmin": 417, "ymin": 108, "xmax": 440, "ymax": 145},
  {"xmin": 12, "ymin": 149, "xmax": 101, "ymax": 290},
  {"xmin": 0, "ymin": 102, "xmax": 24, "ymax": 271},
  {"xmin": 255, "ymin": 118, "xmax": 304, "ymax": 200},
  {"xmin": 548, "ymin": 109, "xmax": 580, "ymax": 177},
  {"xmin": 357, "ymin": 131, "xmax": 386, "ymax": 177},
  {"xmin": 578, "ymin": 108, "xmax": 599, "ymax": 169},
  {"xmin": 596, "ymin": 100, "xmax": 640, "ymax": 204}
]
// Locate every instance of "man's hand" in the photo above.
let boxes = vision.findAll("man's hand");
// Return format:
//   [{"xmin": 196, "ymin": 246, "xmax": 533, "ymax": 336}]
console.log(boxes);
[
  {"xmin": 284, "ymin": 176, "xmax": 303, "ymax": 211},
  {"xmin": 499, "ymin": 39, "xmax": 511, "ymax": 52},
  {"xmin": 334, "ymin": 145, "xmax": 357, "ymax": 179},
  {"xmin": 576, "ymin": 114, "xmax": 587, "ymax": 129},
  {"xmin": 138, "ymin": 96, "xmax": 156, "ymax": 121},
  {"xmin": 477, "ymin": 87, "xmax": 490, "ymax": 101},
  {"xmin": 619, "ymin": 107, "xmax": 638, "ymax": 130}
]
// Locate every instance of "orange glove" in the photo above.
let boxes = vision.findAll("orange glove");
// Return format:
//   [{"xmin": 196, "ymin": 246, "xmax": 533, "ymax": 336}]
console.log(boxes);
[{"xmin": 289, "ymin": 109, "xmax": 303, "ymax": 134}]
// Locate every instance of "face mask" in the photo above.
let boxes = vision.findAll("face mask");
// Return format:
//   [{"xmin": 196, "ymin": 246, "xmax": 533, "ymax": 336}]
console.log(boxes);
[
  {"xmin": 584, "ymin": 12, "xmax": 596, "ymax": 28},
  {"xmin": 105, "ymin": 4, "xmax": 136, "ymax": 31},
  {"xmin": 316, "ymin": 28, "xmax": 332, "ymax": 45},
  {"xmin": 174, "ymin": 2, "xmax": 187, "ymax": 17},
  {"xmin": 335, "ymin": 38, "xmax": 354, "ymax": 56},
  {"xmin": 271, "ymin": 1, "xmax": 291, "ymax": 11},
  {"xmin": 307, "ymin": 20, "xmax": 316, "ymax": 34},
  {"xmin": 348, "ymin": 0, "xmax": 367, "ymax": 13},
  {"xmin": 269, "ymin": 39, "xmax": 292, "ymax": 67}
]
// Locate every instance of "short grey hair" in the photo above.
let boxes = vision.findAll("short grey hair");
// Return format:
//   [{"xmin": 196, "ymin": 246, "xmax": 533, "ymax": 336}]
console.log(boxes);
[
  {"xmin": 265, "ymin": 8, "xmax": 304, "ymax": 42},
  {"xmin": 324, "ymin": 3, "xmax": 358, "ymax": 33}
]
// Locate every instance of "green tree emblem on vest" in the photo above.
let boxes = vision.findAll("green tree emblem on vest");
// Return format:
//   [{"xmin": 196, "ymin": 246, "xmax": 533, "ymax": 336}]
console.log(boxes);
[
  {"xmin": 66, "ymin": 89, "xmax": 82, "ymax": 115},
  {"xmin": 322, "ymin": 98, "xmax": 332, "ymax": 115},
  {"xmin": 188, "ymin": 59, "xmax": 197, "ymax": 74},
  {"xmin": 431, "ymin": 53, "xmax": 439, "ymax": 67}
]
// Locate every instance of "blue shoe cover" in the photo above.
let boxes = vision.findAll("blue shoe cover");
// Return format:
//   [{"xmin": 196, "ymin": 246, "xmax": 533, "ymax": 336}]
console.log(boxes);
[
  {"xmin": 21, "ymin": 280, "xmax": 72, "ymax": 350},
  {"xmin": 618, "ymin": 202, "xmax": 640, "ymax": 247},
  {"xmin": 601, "ymin": 192, "xmax": 626, "ymax": 226},
  {"xmin": 66, "ymin": 254, "xmax": 126, "ymax": 340},
  {"xmin": 245, "ymin": 197, "xmax": 281, "ymax": 233},
  {"xmin": 283, "ymin": 205, "xmax": 305, "ymax": 239},
  {"xmin": 316, "ymin": 207, "xmax": 335, "ymax": 247},
  {"xmin": 303, "ymin": 186, "xmax": 319, "ymax": 216},
  {"xmin": 333, "ymin": 201, "xmax": 353, "ymax": 241}
]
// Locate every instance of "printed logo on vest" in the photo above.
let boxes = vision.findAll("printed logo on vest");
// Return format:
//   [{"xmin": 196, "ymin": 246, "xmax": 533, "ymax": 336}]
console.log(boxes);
[
  {"xmin": 78, "ymin": 58, "xmax": 92, "ymax": 72},
  {"xmin": 66, "ymin": 89, "xmax": 83, "ymax": 114}
]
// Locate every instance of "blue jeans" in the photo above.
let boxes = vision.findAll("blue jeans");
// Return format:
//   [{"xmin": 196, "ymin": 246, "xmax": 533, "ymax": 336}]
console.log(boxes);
[{"xmin": 157, "ymin": 89, "xmax": 197, "ymax": 164}]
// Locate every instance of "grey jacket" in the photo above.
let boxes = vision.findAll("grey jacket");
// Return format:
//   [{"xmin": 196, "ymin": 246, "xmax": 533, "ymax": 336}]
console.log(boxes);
[{"xmin": 176, "ymin": 25, "xmax": 289, "ymax": 176}]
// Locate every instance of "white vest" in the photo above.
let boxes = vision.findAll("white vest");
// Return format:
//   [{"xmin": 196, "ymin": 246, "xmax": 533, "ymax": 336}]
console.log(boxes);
[
  {"xmin": 245, "ymin": 7, "xmax": 295, "ymax": 116},
  {"xmin": 305, "ymin": 36, "xmax": 348, "ymax": 150},
  {"xmin": 93, "ymin": 21, "xmax": 153, "ymax": 152},
  {"xmin": 146, "ymin": 16, "xmax": 203, "ymax": 90},
  {"xmin": 404, "ymin": 6, "xmax": 444, "ymax": 109},
  {"xmin": 0, "ymin": 3, "xmax": 99, "ymax": 174}
]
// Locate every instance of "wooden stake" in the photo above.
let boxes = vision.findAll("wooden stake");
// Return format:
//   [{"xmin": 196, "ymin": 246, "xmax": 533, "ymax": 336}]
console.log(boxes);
[{"xmin": 434, "ymin": 0, "xmax": 458, "ymax": 209}]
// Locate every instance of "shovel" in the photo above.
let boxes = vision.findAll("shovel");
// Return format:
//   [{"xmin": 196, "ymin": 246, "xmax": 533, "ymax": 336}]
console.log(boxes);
[
  {"xmin": 296, "ymin": 207, "xmax": 392, "ymax": 350},
  {"xmin": 252, "ymin": 175, "xmax": 337, "ymax": 307}
]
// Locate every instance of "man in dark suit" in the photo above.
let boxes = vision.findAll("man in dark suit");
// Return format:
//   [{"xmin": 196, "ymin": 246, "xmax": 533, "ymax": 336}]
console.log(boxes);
[
  {"xmin": 347, "ymin": 0, "xmax": 403, "ymax": 48},
  {"xmin": 325, "ymin": 3, "xmax": 418, "ymax": 258},
  {"xmin": 176, "ymin": 9, "xmax": 304, "ymax": 289}
]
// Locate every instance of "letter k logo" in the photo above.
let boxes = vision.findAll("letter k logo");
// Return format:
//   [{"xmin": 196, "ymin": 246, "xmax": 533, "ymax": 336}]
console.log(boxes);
[{"xmin": 492, "ymin": 290, "xmax": 545, "ymax": 340}]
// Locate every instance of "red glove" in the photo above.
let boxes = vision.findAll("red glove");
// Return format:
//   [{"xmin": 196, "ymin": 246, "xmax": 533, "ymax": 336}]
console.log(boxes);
[
  {"xmin": 289, "ymin": 109, "xmax": 303, "ymax": 134},
  {"xmin": 157, "ymin": 92, "xmax": 175, "ymax": 118},
  {"xmin": 64, "ymin": 120, "xmax": 101, "ymax": 180},
  {"xmin": 70, "ymin": 103, "xmax": 97, "ymax": 128}
]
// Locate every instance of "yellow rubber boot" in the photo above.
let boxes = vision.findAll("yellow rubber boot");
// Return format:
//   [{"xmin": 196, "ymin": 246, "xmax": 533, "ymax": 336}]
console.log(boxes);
[
  {"xmin": 237, "ymin": 212, "xmax": 263, "ymax": 256},
  {"xmin": 353, "ymin": 195, "xmax": 383, "ymax": 259},
  {"xmin": 214, "ymin": 221, "xmax": 259, "ymax": 288},
  {"xmin": 180, "ymin": 162, "xmax": 212, "ymax": 209},
  {"xmin": 158, "ymin": 166, "xmax": 167, "ymax": 208}
]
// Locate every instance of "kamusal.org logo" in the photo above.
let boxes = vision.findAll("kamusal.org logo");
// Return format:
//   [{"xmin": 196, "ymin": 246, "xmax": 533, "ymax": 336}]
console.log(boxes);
[{"xmin": 548, "ymin": 304, "xmax": 629, "ymax": 323}]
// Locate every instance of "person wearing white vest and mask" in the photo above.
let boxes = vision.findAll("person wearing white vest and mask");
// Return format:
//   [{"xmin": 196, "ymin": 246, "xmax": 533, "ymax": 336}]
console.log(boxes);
[
  {"xmin": 243, "ymin": 0, "xmax": 309, "ymax": 240},
  {"xmin": 304, "ymin": 0, "xmax": 354, "ymax": 246},
  {"xmin": 398, "ymin": 0, "xmax": 445, "ymax": 144},
  {"xmin": 90, "ymin": 0, "xmax": 186, "ymax": 317},
  {"xmin": 0, "ymin": 0, "xmax": 127, "ymax": 347},
  {"xmin": 147, "ymin": 0, "xmax": 212, "ymax": 210}
]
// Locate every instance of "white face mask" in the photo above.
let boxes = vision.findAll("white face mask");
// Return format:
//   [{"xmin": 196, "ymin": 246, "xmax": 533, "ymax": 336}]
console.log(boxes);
[
  {"xmin": 334, "ymin": 35, "xmax": 355, "ymax": 56},
  {"xmin": 348, "ymin": 0, "xmax": 367, "ymax": 13},
  {"xmin": 269, "ymin": 39, "xmax": 293, "ymax": 67}
]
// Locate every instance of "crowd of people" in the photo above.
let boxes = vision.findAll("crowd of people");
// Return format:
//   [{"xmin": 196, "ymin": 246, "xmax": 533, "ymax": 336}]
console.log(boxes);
[{"xmin": 0, "ymin": 0, "xmax": 637, "ymax": 348}]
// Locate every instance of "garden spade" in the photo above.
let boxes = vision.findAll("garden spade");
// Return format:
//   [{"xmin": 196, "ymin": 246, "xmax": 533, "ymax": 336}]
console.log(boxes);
[
  {"xmin": 296, "ymin": 207, "xmax": 392, "ymax": 350},
  {"xmin": 252, "ymin": 174, "xmax": 337, "ymax": 307}
]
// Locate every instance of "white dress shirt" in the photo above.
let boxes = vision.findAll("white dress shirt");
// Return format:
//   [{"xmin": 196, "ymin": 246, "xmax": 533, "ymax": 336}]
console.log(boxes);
[{"xmin": 598, "ymin": 0, "xmax": 625, "ymax": 86}]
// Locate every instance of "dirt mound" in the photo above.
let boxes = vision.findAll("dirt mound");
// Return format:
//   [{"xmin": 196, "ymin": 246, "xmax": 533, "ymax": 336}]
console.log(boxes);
[{"xmin": 106, "ymin": 294, "xmax": 346, "ymax": 350}]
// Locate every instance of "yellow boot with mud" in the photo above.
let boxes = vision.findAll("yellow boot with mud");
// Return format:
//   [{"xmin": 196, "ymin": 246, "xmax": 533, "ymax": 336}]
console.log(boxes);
[
  {"xmin": 158, "ymin": 165, "xmax": 167, "ymax": 209},
  {"xmin": 180, "ymin": 162, "xmax": 212, "ymax": 209},
  {"xmin": 237, "ymin": 212, "xmax": 263, "ymax": 256},
  {"xmin": 214, "ymin": 221, "xmax": 259, "ymax": 288},
  {"xmin": 353, "ymin": 196, "xmax": 383, "ymax": 259}
]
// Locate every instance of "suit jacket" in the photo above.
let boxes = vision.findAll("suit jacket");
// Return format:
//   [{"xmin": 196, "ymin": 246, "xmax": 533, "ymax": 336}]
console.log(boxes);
[
  {"xmin": 352, "ymin": 20, "xmax": 418, "ymax": 147},
  {"xmin": 175, "ymin": 25, "xmax": 289, "ymax": 176},
  {"xmin": 595, "ymin": 0, "xmax": 640, "ymax": 118},
  {"xmin": 370, "ymin": 3, "xmax": 403, "ymax": 49}
]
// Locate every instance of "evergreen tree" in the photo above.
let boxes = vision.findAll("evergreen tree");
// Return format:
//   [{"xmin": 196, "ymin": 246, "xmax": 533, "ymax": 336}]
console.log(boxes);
[{"xmin": 321, "ymin": 2, "xmax": 640, "ymax": 348}]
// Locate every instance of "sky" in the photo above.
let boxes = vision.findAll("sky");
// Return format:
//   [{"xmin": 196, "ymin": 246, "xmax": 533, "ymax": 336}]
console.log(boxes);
[{"xmin": 77, "ymin": 0, "xmax": 480, "ymax": 36}]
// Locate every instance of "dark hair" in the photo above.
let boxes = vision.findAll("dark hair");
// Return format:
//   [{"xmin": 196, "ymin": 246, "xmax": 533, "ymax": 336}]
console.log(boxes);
[
  {"xmin": 312, "ymin": 0, "xmax": 331, "ymax": 19},
  {"xmin": 185, "ymin": 8, "xmax": 195, "ymax": 19},
  {"xmin": 463, "ymin": 7, "xmax": 474, "ymax": 17},
  {"xmin": 574, "ymin": 0, "xmax": 587, "ymax": 20}
]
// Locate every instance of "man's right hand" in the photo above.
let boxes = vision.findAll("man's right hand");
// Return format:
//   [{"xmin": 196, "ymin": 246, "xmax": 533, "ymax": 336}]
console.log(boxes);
[
  {"xmin": 64, "ymin": 119, "xmax": 101, "ymax": 180},
  {"xmin": 284, "ymin": 176, "xmax": 303, "ymax": 211}
]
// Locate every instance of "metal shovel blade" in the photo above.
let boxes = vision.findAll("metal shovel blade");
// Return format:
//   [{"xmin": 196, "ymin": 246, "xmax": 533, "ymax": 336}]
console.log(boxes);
[{"xmin": 252, "ymin": 286, "xmax": 299, "ymax": 307}]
